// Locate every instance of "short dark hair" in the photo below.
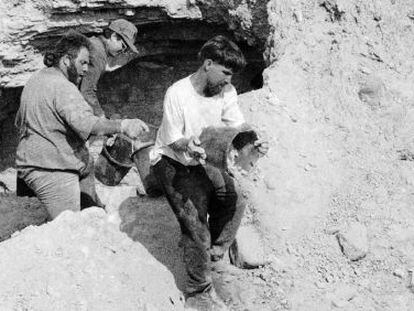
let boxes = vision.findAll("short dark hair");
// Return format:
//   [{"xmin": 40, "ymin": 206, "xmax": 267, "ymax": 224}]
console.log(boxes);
[
  {"xmin": 103, "ymin": 27, "xmax": 115, "ymax": 39},
  {"xmin": 43, "ymin": 30, "xmax": 91, "ymax": 67},
  {"xmin": 198, "ymin": 35, "xmax": 246, "ymax": 73}
]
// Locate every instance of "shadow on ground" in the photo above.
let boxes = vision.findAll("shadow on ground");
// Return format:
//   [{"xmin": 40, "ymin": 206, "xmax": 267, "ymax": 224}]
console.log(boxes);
[
  {"xmin": 118, "ymin": 196, "xmax": 187, "ymax": 292},
  {"xmin": 0, "ymin": 193, "xmax": 48, "ymax": 242},
  {"xmin": 117, "ymin": 195, "xmax": 265, "ymax": 310}
]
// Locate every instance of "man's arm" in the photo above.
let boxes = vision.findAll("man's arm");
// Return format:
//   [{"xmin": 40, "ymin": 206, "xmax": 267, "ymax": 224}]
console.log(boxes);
[
  {"xmin": 169, "ymin": 136, "xmax": 206, "ymax": 161},
  {"xmin": 90, "ymin": 118, "xmax": 148, "ymax": 139},
  {"xmin": 106, "ymin": 52, "xmax": 138, "ymax": 72},
  {"xmin": 221, "ymin": 85, "xmax": 245, "ymax": 127},
  {"xmin": 79, "ymin": 54, "xmax": 106, "ymax": 117},
  {"xmin": 56, "ymin": 84, "xmax": 148, "ymax": 140}
]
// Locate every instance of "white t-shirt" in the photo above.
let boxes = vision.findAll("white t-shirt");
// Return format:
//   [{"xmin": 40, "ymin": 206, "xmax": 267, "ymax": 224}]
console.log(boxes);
[{"xmin": 150, "ymin": 75, "xmax": 245, "ymax": 166}]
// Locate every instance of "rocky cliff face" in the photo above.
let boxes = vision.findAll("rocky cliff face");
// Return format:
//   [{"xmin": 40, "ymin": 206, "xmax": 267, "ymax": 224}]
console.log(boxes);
[
  {"xmin": 0, "ymin": 0, "xmax": 269, "ymax": 88},
  {"xmin": 0, "ymin": 0, "xmax": 201, "ymax": 88}
]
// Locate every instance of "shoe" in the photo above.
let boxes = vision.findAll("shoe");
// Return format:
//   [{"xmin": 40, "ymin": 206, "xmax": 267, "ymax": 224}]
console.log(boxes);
[{"xmin": 185, "ymin": 288, "xmax": 228, "ymax": 311}]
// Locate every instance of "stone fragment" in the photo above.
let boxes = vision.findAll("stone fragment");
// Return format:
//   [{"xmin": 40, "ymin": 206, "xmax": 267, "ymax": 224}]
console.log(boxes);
[
  {"xmin": 357, "ymin": 75, "xmax": 384, "ymax": 109},
  {"xmin": 393, "ymin": 268, "xmax": 405, "ymax": 279},
  {"xmin": 264, "ymin": 175, "xmax": 276, "ymax": 190},
  {"xmin": 229, "ymin": 224, "xmax": 270, "ymax": 268},
  {"xmin": 329, "ymin": 284, "xmax": 357, "ymax": 308},
  {"xmin": 336, "ymin": 223, "xmax": 369, "ymax": 261}
]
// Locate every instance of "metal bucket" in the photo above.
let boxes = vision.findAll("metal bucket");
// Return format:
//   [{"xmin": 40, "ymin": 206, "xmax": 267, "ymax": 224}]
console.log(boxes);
[{"xmin": 95, "ymin": 134, "xmax": 135, "ymax": 186}]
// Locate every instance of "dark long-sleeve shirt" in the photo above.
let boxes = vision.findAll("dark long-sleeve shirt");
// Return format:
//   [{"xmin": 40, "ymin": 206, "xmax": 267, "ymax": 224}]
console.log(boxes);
[
  {"xmin": 80, "ymin": 36, "xmax": 108, "ymax": 117},
  {"xmin": 80, "ymin": 36, "xmax": 138, "ymax": 117}
]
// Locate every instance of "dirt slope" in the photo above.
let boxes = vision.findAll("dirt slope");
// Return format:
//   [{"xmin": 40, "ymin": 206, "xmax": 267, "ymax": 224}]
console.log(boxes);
[{"xmin": 0, "ymin": 207, "xmax": 185, "ymax": 311}]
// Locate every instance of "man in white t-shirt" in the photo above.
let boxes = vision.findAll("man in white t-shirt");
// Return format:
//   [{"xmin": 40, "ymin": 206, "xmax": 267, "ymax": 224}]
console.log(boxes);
[{"xmin": 150, "ymin": 35, "xmax": 247, "ymax": 310}]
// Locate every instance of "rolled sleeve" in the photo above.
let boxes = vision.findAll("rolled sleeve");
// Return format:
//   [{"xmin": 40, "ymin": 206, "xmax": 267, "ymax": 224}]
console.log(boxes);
[
  {"xmin": 158, "ymin": 88, "xmax": 185, "ymax": 145},
  {"xmin": 221, "ymin": 86, "xmax": 245, "ymax": 127},
  {"xmin": 55, "ymin": 84, "xmax": 100, "ymax": 141}
]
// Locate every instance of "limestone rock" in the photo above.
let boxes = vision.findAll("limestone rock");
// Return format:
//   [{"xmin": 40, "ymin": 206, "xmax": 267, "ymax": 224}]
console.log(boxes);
[
  {"xmin": 336, "ymin": 223, "xmax": 369, "ymax": 261},
  {"xmin": 328, "ymin": 284, "xmax": 357, "ymax": 308},
  {"xmin": 0, "ymin": 208, "xmax": 185, "ymax": 310},
  {"xmin": 0, "ymin": 168, "xmax": 16, "ymax": 193},
  {"xmin": 229, "ymin": 224, "xmax": 269, "ymax": 269},
  {"xmin": 358, "ymin": 75, "xmax": 384, "ymax": 109}
]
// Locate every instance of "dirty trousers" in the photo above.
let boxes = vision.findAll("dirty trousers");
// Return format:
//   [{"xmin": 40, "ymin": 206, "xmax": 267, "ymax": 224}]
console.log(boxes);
[
  {"xmin": 153, "ymin": 156, "xmax": 245, "ymax": 295},
  {"xmin": 20, "ymin": 158, "xmax": 102, "ymax": 219}
]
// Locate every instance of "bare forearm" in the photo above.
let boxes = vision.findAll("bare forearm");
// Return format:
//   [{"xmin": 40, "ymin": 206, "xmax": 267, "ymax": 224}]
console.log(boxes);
[{"xmin": 90, "ymin": 119, "xmax": 122, "ymax": 137}]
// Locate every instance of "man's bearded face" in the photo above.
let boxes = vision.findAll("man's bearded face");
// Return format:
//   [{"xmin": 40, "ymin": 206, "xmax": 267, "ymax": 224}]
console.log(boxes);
[
  {"xmin": 67, "ymin": 59, "xmax": 80, "ymax": 85},
  {"xmin": 203, "ymin": 79, "xmax": 227, "ymax": 97}
]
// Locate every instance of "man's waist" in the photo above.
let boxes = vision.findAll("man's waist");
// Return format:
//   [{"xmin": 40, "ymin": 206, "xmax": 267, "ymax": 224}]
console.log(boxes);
[{"xmin": 150, "ymin": 145, "xmax": 199, "ymax": 167}]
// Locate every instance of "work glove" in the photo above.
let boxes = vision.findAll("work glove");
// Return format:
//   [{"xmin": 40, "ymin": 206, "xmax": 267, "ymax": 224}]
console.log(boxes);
[
  {"xmin": 120, "ymin": 119, "xmax": 149, "ymax": 139},
  {"xmin": 187, "ymin": 136, "xmax": 207, "ymax": 164}
]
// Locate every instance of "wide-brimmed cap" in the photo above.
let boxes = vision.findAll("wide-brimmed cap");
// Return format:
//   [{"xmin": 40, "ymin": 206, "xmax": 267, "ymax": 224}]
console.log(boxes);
[{"xmin": 109, "ymin": 19, "xmax": 138, "ymax": 54}]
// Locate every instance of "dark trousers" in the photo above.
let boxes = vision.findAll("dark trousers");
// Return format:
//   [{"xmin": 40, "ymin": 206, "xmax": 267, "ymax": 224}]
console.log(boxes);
[{"xmin": 153, "ymin": 156, "xmax": 245, "ymax": 295}]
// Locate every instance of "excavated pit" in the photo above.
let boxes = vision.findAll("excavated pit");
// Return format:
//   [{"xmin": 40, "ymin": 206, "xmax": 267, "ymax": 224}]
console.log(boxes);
[{"xmin": 0, "ymin": 20, "xmax": 265, "ymax": 170}]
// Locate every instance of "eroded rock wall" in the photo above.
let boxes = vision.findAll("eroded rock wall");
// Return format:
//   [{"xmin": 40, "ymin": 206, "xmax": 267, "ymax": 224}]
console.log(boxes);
[{"xmin": 0, "ymin": 0, "xmax": 202, "ymax": 88}]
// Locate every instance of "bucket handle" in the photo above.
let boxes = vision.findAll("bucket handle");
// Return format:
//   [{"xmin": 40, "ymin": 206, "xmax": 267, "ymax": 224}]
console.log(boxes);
[
  {"xmin": 101, "ymin": 140, "xmax": 135, "ymax": 169},
  {"xmin": 102, "ymin": 135, "xmax": 155, "ymax": 168}
]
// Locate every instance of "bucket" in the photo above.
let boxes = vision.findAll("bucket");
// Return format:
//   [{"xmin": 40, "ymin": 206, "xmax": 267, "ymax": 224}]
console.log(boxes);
[{"xmin": 95, "ymin": 134, "xmax": 135, "ymax": 186}]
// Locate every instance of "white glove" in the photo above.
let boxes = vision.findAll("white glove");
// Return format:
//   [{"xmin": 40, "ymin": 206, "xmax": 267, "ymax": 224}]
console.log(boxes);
[{"xmin": 120, "ymin": 119, "xmax": 149, "ymax": 139}]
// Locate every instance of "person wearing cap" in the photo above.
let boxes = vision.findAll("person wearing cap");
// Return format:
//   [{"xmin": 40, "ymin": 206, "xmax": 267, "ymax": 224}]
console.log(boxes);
[
  {"xmin": 15, "ymin": 30, "xmax": 148, "ymax": 220},
  {"xmin": 80, "ymin": 19, "xmax": 139, "ymax": 118}
]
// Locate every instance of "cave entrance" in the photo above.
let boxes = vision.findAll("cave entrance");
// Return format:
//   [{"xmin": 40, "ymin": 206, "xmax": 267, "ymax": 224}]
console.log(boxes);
[
  {"xmin": 97, "ymin": 20, "xmax": 265, "ymax": 126},
  {"xmin": 0, "ymin": 20, "xmax": 266, "ymax": 169}
]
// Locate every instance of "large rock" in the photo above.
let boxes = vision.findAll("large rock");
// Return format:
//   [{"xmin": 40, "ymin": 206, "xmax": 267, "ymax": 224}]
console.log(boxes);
[
  {"xmin": 229, "ymin": 224, "xmax": 269, "ymax": 269},
  {"xmin": 0, "ymin": 208, "xmax": 184, "ymax": 311},
  {"xmin": 336, "ymin": 223, "xmax": 369, "ymax": 261}
]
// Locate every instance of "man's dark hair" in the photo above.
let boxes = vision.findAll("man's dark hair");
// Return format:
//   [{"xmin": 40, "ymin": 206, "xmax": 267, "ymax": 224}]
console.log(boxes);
[
  {"xmin": 43, "ymin": 30, "xmax": 91, "ymax": 67},
  {"xmin": 232, "ymin": 130, "xmax": 258, "ymax": 150},
  {"xmin": 198, "ymin": 35, "xmax": 246, "ymax": 73},
  {"xmin": 102, "ymin": 27, "xmax": 115, "ymax": 39}
]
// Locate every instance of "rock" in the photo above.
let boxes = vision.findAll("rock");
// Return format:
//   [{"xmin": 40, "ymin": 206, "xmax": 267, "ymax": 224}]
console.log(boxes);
[
  {"xmin": 336, "ymin": 223, "xmax": 369, "ymax": 261},
  {"xmin": 0, "ymin": 208, "xmax": 185, "ymax": 310},
  {"xmin": 229, "ymin": 224, "xmax": 270, "ymax": 269},
  {"xmin": 393, "ymin": 268, "xmax": 405, "ymax": 279},
  {"xmin": 0, "ymin": 167, "xmax": 17, "ymax": 192},
  {"xmin": 329, "ymin": 284, "xmax": 357, "ymax": 308},
  {"xmin": 264, "ymin": 175, "xmax": 276, "ymax": 190},
  {"xmin": 357, "ymin": 75, "xmax": 384, "ymax": 109}
]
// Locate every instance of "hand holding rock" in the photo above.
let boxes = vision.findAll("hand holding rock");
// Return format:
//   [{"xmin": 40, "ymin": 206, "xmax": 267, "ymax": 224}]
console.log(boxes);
[{"xmin": 187, "ymin": 136, "xmax": 206, "ymax": 163}]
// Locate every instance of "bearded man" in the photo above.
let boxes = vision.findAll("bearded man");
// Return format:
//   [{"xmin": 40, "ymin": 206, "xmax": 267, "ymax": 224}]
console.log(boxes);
[
  {"xmin": 15, "ymin": 30, "xmax": 148, "ymax": 220},
  {"xmin": 149, "ymin": 35, "xmax": 248, "ymax": 310}
]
